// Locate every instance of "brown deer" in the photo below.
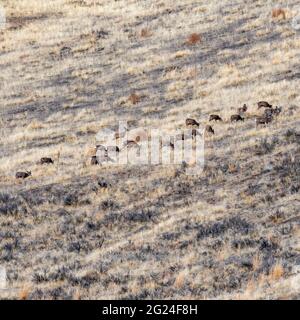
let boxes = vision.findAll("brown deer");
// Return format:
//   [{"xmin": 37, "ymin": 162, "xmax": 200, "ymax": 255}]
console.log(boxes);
[
  {"xmin": 255, "ymin": 115, "xmax": 273, "ymax": 126},
  {"xmin": 91, "ymin": 156, "xmax": 99, "ymax": 165},
  {"xmin": 258, "ymin": 101, "xmax": 272, "ymax": 109},
  {"xmin": 237, "ymin": 104, "xmax": 247, "ymax": 114},
  {"xmin": 39, "ymin": 157, "xmax": 54, "ymax": 165},
  {"xmin": 231, "ymin": 114, "xmax": 244, "ymax": 122},
  {"xmin": 185, "ymin": 118, "xmax": 199, "ymax": 127},
  {"xmin": 16, "ymin": 171, "xmax": 31, "ymax": 179},
  {"xmin": 264, "ymin": 106, "xmax": 282, "ymax": 118},
  {"xmin": 209, "ymin": 114, "xmax": 223, "ymax": 122},
  {"xmin": 205, "ymin": 125, "xmax": 214, "ymax": 135},
  {"xmin": 272, "ymin": 106, "xmax": 282, "ymax": 116}
]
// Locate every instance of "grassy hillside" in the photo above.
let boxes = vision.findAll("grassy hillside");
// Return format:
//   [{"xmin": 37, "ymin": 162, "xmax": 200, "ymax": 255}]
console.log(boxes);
[{"xmin": 0, "ymin": 0, "xmax": 299, "ymax": 299}]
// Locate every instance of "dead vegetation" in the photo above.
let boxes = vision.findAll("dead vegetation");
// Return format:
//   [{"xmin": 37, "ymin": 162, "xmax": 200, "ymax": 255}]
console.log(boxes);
[
  {"xmin": 185, "ymin": 33, "xmax": 202, "ymax": 46},
  {"xmin": 0, "ymin": 0, "xmax": 299, "ymax": 300}
]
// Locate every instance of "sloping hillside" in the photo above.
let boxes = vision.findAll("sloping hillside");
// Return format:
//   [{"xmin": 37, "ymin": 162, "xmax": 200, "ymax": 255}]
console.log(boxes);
[{"xmin": 0, "ymin": 0, "xmax": 299, "ymax": 299}]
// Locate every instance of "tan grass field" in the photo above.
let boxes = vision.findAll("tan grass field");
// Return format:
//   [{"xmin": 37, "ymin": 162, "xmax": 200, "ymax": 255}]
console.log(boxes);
[{"xmin": 0, "ymin": 0, "xmax": 299, "ymax": 299}]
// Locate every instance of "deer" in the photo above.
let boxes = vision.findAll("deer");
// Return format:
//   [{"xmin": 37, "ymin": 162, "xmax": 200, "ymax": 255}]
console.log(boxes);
[
  {"xmin": 205, "ymin": 125, "xmax": 214, "ymax": 135},
  {"xmin": 237, "ymin": 104, "xmax": 247, "ymax": 114},
  {"xmin": 16, "ymin": 171, "xmax": 31, "ymax": 179},
  {"xmin": 38, "ymin": 157, "xmax": 54, "ymax": 165},
  {"xmin": 264, "ymin": 106, "xmax": 282, "ymax": 118},
  {"xmin": 272, "ymin": 106, "xmax": 282, "ymax": 116},
  {"xmin": 209, "ymin": 114, "xmax": 223, "ymax": 122},
  {"xmin": 231, "ymin": 114, "xmax": 244, "ymax": 122},
  {"xmin": 258, "ymin": 101, "xmax": 272, "ymax": 109},
  {"xmin": 91, "ymin": 156, "xmax": 99, "ymax": 165},
  {"xmin": 185, "ymin": 118, "xmax": 199, "ymax": 128},
  {"xmin": 255, "ymin": 115, "xmax": 273, "ymax": 127}
]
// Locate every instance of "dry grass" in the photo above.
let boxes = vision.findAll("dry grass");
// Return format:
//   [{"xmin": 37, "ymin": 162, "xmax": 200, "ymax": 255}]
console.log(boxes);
[
  {"xmin": 0, "ymin": 0, "xmax": 299, "ymax": 300},
  {"xmin": 270, "ymin": 263, "xmax": 285, "ymax": 281},
  {"xmin": 272, "ymin": 8, "xmax": 287, "ymax": 20}
]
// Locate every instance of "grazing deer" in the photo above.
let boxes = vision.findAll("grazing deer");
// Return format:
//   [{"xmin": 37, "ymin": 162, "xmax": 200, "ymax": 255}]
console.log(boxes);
[
  {"xmin": 255, "ymin": 115, "xmax": 273, "ymax": 127},
  {"xmin": 91, "ymin": 156, "xmax": 99, "ymax": 165},
  {"xmin": 258, "ymin": 101, "xmax": 272, "ymax": 109},
  {"xmin": 186, "ymin": 118, "xmax": 199, "ymax": 127},
  {"xmin": 264, "ymin": 106, "xmax": 282, "ymax": 118},
  {"xmin": 231, "ymin": 114, "xmax": 244, "ymax": 122},
  {"xmin": 205, "ymin": 125, "xmax": 214, "ymax": 135},
  {"xmin": 272, "ymin": 106, "xmax": 282, "ymax": 116},
  {"xmin": 39, "ymin": 157, "xmax": 54, "ymax": 165},
  {"xmin": 209, "ymin": 114, "xmax": 223, "ymax": 122},
  {"xmin": 16, "ymin": 171, "xmax": 31, "ymax": 179},
  {"xmin": 237, "ymin": 104, "xmax": 247, "ymax": 114}
]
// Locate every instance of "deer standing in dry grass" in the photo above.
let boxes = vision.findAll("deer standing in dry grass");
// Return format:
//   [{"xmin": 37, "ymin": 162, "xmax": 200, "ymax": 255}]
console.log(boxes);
[
  {"xmin": 258, "ymin": 101, "xmax": 272, "ymax": 109},
  {"xmin": 231, "ymin": 114, "xmax": 244, "ymax": 122},
  {"xmin": 38, "ymin": 157, "xmax": 54, "ymax": 165},
  {"xmin": 16, "ymin": 171, "xmax": 31, "ymax": 179},
  {"xmin": 185, "ymin": 118, "xmax": 199, "ymax": 128},
  {"xmin": 237, "ymin": 104, "xmax": 247, "ymax": 114},
  {"xmin": 205, "ymin": 125, "xmax": 214, "ymax": 135},
  {"xmin": 209, "ymin": 114, "xmax": 223, "ymax": 122},
  {"xmin": 91, "ymin": 156, "xmax": 99, "ymax": 165},
  {"xmin": 255, "ymin": 115, "xmax": 273, "ymax": 127}
]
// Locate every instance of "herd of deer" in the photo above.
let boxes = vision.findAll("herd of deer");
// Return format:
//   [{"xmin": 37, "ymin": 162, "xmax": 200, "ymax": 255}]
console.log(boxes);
[
  {"xmin": 15, "ymin": 101, "xmax": 282, "ymax": 179},
  {"xmin": 184, "ymin": 101, "xmax": 281, "ymax": 142}
]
